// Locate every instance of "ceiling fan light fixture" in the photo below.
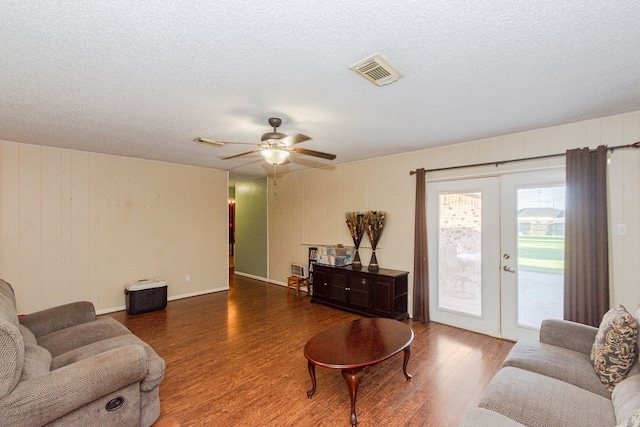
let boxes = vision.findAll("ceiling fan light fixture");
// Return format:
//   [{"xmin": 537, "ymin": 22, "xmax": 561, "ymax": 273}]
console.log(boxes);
[
  {"xmin": 203, "ymin": 117, "xmax": 335, "ymax": 166},
  {"xmin": 261, "ymin": 131, "xmax": 287, "ymax": 141},
  {"xmin": 261, "ymin": 148, "xmax": 289, "ymax": 165}
]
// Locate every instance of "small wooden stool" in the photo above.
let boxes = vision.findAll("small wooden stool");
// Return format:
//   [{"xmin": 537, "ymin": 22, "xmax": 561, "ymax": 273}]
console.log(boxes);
[{"xmin": 287, "ymin": 276, "xmax": 309, "ymax": 297}]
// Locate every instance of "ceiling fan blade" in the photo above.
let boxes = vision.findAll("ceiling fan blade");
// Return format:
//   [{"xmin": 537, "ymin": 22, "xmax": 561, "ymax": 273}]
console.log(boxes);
[
  {"xmin": 293, "ymin": 147, "xmax": 336, "ymax": 160},
  {"xmin": 281, "ymin": 134, "xmax": 311, "ymax": 146},
  {"xmin": 194, "ymin": 137, "xmax": 226, "ymax": 146},
  {"xmin": 221, "ymin": 149, "xmax": 262, "ymax": 160},
  {"xmin": 194, "ymin": 137, "xmax": 258, "ymax": 146}
]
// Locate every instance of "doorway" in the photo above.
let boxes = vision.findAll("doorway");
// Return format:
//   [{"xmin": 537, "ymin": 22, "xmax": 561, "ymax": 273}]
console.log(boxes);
[
  {"xmin": 229, "ymin": 198, "xmax": 235, "ymax": 274},
  {"xmin": 427, "ymin": 169, "xmax": 565, "ymax": 340}
]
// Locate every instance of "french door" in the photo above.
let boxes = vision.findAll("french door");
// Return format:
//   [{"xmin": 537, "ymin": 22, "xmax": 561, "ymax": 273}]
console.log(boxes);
[{"xmin": 427, "ymin": 169, "xmax": 565, "ymax": 340}]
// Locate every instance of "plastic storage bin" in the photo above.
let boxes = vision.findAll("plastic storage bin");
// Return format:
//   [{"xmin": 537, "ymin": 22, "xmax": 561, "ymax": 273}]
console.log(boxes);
[
  {"xmin": 125, "ymin": 279, "xmax": 167, "ymax": 315},
  {"xmin": 315, "ymin": 246, "xmax": 354, "ymax": 266}
]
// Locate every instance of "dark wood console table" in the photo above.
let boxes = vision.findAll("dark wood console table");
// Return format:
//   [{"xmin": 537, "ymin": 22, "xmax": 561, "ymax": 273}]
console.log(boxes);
[{"xmin": 311, "ymin": 264, "xmax": 409, "ymax": 320}]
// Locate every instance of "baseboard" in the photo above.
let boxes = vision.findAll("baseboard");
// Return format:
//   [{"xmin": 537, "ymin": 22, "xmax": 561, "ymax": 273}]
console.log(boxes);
[
  {"xmin": 97, "ymin": 305, "xmax": 127, "ymax": 315},
  {"xmin": 168, "ymin": 287, "xmax": 229, "ymax": 301},
  {"xmin": 233, "ymin": 274, "xmax": 305, "ymax": 291},
  {"xmin": 270, "ymin": 278, "xmax": 311, "ymax": 294},
  {"xmin": 233, "ymin": 271, "xmax": 267, "ymax": 282},
  {"xmin": 234, "ymin": 273, "xmax": 293, "ymax": 289},
  {"xmin": 96, "ymin": 286, "xmax": 230, "ymax": 315}
]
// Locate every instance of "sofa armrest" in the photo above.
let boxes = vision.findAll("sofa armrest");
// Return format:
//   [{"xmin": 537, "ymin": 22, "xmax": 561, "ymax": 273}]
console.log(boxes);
[
  {"xmin": 19, "ymin": 301, "xmax": 96, "ymax": 338},
  {"xmin": 539, "ymin": 318, "xmax": 598, "ymax": 355},
  {"xmin": 0, "ymin": 344, "xmax": 147, "ymax": 426}
]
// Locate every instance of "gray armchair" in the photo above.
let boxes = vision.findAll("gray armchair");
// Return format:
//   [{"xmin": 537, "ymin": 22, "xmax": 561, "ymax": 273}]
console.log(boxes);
[{"xmin": 0, "ymin": 279, "xmax": 165, "ymax": 426}]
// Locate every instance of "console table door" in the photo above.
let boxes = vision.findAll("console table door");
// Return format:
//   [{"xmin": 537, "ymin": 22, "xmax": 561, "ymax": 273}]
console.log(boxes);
[
  {"xmin": 348, "ymin": 276, "xmax": 370, "ymax": 309},
  {"xmin": 371, "ymin": 279, "xmax": 394, "ymax": 317}
]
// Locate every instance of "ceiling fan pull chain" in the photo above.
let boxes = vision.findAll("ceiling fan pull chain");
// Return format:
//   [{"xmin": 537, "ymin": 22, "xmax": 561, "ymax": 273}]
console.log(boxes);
[{"xmin": 273, "ymin": 163, "xmax": 277, "ymax": 196}]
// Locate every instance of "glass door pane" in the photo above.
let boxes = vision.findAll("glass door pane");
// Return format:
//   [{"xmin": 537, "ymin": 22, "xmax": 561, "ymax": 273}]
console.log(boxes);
[
  {"xmin": 429, "ymin": 171, "xmax": 565, "ymax": 340},
  {"xmin": 428, "ymin": 177, "xmax": 500, "ymax": 337},
  {"xmin": 501, "ymin": 169, "xmax": 565, "ymax": 341},
  {"xmin": 438, "ymin": 192, "xmax": 482, "ymax": 316},
  {"xmin": 516, "ymin": 186, "xmax": 565, "ymax": 327}
]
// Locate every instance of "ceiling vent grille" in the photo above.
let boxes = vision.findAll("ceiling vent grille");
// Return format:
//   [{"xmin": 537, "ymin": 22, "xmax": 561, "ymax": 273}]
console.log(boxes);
[{"xmin": 351, "ymin": 54, "xmax": 403, "ymax": 87}]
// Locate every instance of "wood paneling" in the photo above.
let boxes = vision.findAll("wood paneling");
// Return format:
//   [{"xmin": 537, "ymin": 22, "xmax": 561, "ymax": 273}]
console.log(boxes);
[
  {"xmin": 0, "ymin": 141, "xmax": 229, "ymax": 313},
  {"xmin": 108, "ymin": 274, "xmax": 513, "ymax": 426},
  {"xmin": 19, "ymin": 144, "xmax": 42, "ymax": 305},
  {"xmin": 268, "ymin": 111, "xmax": 640, "ymax": 314}
]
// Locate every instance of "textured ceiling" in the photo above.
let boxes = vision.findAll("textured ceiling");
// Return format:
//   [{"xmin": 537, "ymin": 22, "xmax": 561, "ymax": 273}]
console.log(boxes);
[{"xmin": 2, "ymin": 1, "xmax": 640, "ymax": 179}]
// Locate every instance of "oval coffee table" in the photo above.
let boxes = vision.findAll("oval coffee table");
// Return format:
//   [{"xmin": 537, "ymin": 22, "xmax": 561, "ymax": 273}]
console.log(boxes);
[{"xmin": 304, "ymin": 318, "xmax": 414, "ymax": 426}]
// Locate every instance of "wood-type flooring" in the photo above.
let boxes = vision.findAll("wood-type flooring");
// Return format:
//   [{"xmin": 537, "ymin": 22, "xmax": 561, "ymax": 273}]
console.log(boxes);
[{"xmin": 107, "ymin": 274, "xmax": 513, "ymax": 426}]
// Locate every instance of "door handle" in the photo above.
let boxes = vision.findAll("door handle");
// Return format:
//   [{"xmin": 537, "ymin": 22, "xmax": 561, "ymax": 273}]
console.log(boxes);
[{"xmin": 503, "ymin": 265, "xmax": 516, "ymax": 273}]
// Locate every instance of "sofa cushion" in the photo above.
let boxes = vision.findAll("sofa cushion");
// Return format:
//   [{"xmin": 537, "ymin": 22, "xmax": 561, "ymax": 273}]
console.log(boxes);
[
  {"xmin": 0, "ymin": 346, "xmax": 148, "ymax": 426},
  {"xmin": 504, "ymin": 337, "xmax": 610, "ymax": 398},
  {"xmin": 51, "ymin": 334, "xmax": 165, "ymax": 391},
  {"xmin": 0, "ymin": 279, "xmax": 16, "ymax": 308},
  {"xmin": 20, "ymin": 344, "xmax": 52, "ymax": 381},
  {"xmin": 591, "ymin": 305, "xmax": 639, "ymax": 392},
  {"xmin": 478, "ymin": 366, "xmax": 616, "ymax": 427},
  {"xmin": 460, "ymin": 408, "xmax": 525, "ymax": 426},
  {"xmin": 37, "ymin": 317, "xmax": 131, "ymax": 357},
  {"xmin": 616, "ymin": 410, "xmax": 640, "ymax": 427},
  {"xmin": 19, "ymin": 324, "xmax": 37, "ymax": 346},
  {"xmin": 540, "ymin": 318, "xmax": 599, "ymax": 355},
  {"xmin": 19, "ymin": 301, "xmax": 97, "ymax": 339},
  {"xmin": 0, "ymin": 293, "xmax": 19, "ymax": 327},
  {"xmin": 612, "ymin": 374, "xmax": 640, "ymax": 423},
  {"xmin": 0, "ymin": 319, "xmax": 24, "ymax": 399}
]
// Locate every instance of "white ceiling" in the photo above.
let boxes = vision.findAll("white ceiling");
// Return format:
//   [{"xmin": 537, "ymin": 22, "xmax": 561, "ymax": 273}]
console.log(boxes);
[{"xmin": 2, "ymin": 1, "xmax": 640, "ymax": 180}]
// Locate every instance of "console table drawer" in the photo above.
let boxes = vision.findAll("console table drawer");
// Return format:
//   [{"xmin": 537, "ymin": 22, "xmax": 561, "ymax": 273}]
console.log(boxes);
[{"xmin": 311, "ymin": 264, "xmax": 408, "ymax": 320}]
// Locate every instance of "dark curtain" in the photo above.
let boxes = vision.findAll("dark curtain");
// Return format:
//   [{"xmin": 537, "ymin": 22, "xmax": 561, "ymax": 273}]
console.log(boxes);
[
  {"xmin": 564, "ymin": 146, "xmax": 609, "ymax": 327},
  {"xmin": 413, "ymin": 168, "xmax": 429, "ymax": 323}
]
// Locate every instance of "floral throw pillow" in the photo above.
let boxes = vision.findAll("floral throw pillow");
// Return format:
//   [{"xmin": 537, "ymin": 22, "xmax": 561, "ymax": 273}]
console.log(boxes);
[{"xmin": 590, "ymin": 305, "xmax": 639, "ymax": 392}]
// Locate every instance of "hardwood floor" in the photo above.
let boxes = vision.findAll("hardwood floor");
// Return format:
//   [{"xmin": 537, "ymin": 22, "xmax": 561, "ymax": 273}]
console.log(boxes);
[{"xmin": 107, "ymin": 274, "xmax": 513, "ymax": 426}]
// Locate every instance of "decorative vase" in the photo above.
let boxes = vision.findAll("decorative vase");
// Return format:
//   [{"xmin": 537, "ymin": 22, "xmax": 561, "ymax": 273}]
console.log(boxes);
[
  {"xmin": 364, "ymin": 211, "xmax": 386, "ymax": 272},
  {"xmin": 352, "ymin": 249, "xmax": 362, "ymax": 269},
  {"xmin": 368, "ymin": 250, "xmax": 379, "ymax": 271},
  {"xmin": 346, "ymin": 212, "xmax": 366, "ymax": 270}
]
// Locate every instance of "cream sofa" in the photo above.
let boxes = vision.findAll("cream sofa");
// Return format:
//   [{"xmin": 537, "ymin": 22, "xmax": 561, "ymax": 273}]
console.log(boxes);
[
  {"xmin": 0, "ymin": 279, "xmax": 165, "ymax": 426},
  {"xmin": 461, "ymin": 309, "xmax": 640, "ymax": 427}
]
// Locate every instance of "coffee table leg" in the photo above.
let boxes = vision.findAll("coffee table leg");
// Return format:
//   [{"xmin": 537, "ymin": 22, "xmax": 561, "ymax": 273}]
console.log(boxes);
[
  {"xmin": 403, "ymin": 346, "xmax": 412, "ymax": 381},
  {"xmin": 341, "ymin": 368, "xmax": 364, "ymax": 426},
  {"xmin": 307, "ymin": 361, "xmax": 317, "ymax": 398}
]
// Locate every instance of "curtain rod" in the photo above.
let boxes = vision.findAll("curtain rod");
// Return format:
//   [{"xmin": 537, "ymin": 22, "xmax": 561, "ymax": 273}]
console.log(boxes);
[{"xmin": 409, "ymin": 141, "xmax": 640, "ymax": 175}]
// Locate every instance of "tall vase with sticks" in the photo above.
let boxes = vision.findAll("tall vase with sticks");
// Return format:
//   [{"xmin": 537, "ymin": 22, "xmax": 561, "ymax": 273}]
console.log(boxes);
[
  {"xmin": 345, "ymin": 212, "xmax": 365, "ymax": 269},
  {"xmin": 365, "ymin": 211, "xmax": 387, "ymax": 271}
]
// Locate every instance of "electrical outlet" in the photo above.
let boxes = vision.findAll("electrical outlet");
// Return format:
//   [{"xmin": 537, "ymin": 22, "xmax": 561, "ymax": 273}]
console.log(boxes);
[{"xmin": 185, "ymin": 274, "xmax": 191, "ymax": 282}]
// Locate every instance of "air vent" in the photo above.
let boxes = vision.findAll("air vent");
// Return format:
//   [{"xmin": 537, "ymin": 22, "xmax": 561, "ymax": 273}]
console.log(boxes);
[{"xmin": 351, "ymin": 54, "xmax": 403, "ymax": 87}]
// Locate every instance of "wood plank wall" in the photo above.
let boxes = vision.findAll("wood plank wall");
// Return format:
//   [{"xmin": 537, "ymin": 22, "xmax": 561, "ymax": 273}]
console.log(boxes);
[{"xmin": 0, "ymin": 141, "xmax": 230, "ymax": 314}]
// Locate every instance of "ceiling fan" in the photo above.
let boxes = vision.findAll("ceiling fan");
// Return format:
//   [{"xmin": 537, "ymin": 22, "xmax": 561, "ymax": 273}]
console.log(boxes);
[{"xmin": 194, "ymin": 117, "xmax": 337, "ymax": 165}]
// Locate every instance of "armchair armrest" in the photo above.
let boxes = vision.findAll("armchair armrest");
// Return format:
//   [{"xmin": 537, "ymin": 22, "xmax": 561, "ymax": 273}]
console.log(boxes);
[
  {"xmin": 540, "ymin": 318, "xmax": 598, "ymax": 355},
  {"xmin": 0, "ymin": 344, "xmax": 147, "ymax": 426},
  {"xmin": 19, "ymin": 301, "xmax": 96, "ymax": 338}
]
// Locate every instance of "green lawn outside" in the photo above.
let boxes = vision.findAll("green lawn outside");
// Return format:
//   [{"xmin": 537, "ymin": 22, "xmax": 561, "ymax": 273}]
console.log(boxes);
[{"xmin": 517, "ymin": 235, "xmax": 564, "ymax": 274}]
